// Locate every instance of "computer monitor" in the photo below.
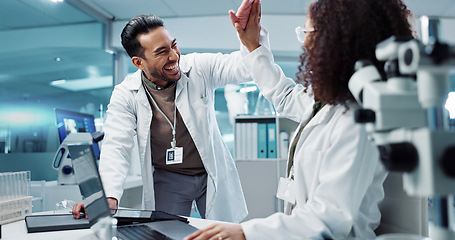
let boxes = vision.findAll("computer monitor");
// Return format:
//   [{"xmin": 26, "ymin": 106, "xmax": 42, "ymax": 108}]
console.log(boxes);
[{"xmin": 55, "ymin": 108, "xmax": 101, "ymax": 159}]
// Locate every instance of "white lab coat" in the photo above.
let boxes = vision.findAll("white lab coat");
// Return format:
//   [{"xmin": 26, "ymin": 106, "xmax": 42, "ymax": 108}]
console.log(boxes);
[
  {"xmin": 240, "ymin": 46, "xmax": 388, "ymax": 239},
  {"xmin": 98, "ymin": 48, "xmax": 259, "ymax": 222}
]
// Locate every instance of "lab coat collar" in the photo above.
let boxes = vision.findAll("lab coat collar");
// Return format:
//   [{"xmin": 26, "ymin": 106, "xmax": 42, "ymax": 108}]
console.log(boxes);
[
  {"xmin": 312, "ymin": 104, "xmax": 334, "ymax": 125},
  {"xmin": 300, "ymin": 103, "xmax": 335, "ymax": 131},
  {"xmin": 127, "ymin": 69, "xmax": 190, "ymax": 107},
  {"xmin": 301, "ymin": 102, "xmax": 359, "ymax": 131},
  {"xmin": 294, "ymin": 104, "xmax": 336, "ymax": 148},
  {"xmin": 124, "ymin": 68, "xmax": 190, "ymax": 91},
  {"xmin": 176, "ymin": 67, "xmax": 191, "ymax": 100},
  {"xmin": 124, "ymin": 70, "xmax": 143, "ymax": 91}
]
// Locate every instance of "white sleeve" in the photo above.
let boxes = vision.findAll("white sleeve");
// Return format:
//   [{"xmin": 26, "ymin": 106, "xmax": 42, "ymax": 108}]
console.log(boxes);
[
  {"xmin": 98, "ymin": 84, "xmax": 137, "ymax": 201},
  {"xmin": 240, "ymin": 26, "xmax": 270, "ymax": 56},
  {"xmin": 242, "ymin": 45, "xmax": 314, "ymax": 123},
  {"xmin": 180, "ymin": 27, "xmax": 272, "ymax": 90}
]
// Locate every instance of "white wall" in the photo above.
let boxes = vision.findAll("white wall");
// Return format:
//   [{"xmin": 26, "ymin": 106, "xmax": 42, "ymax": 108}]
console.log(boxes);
[
  {"xmin": 110, "ymin": 14, "xmax": 306, "ymax": 60},
  {"xmin": 0, "ymin": 23, "xmax": 103, "ymax": 54},
  {"xmin": 440, "ymin": 19, "xmax": 455, "ymax": 44}
]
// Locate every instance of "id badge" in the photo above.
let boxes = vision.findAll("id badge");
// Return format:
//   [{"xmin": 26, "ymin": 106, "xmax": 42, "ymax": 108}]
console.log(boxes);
[
  {"xmin": 166, "ymin": 147, "xmax": 183, "ymax": 165},
  {"xmin": 276, "ymin": 177, "xmax": 296, "ymax": 204}
]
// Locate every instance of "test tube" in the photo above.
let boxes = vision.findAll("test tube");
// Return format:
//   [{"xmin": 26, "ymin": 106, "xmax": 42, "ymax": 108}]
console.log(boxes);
[
  {"xmin": 9, "ymin": 172, "xmax": 16, "ymax": 199},
  {"xmin": 17, "ymin": 171, "xmax": 24, "ymax": 198},
  {"xmin": 17, "ymin": 172, "xmax": 23, "ymax": 198},
  {"xmin": 13, "ymin": 172, "xmax": 19, "ymax": 198},
  {"xmin": 26, "ymin": 171, "xmax": 31, "ymax": 196},
  {"xmin": 0, "ymin": 173, "xmax": 5, "ymax": 201},
  {"xmin": 0, "ymin": 172, "xmax": 5, "ymax": 201},
  {"xmin": 0, "ymin": 171, "xmax": 31, "ymax": 201},
  {"xmin": 5, "ymin": 173, "xmax": 12, "ymax": 200}
]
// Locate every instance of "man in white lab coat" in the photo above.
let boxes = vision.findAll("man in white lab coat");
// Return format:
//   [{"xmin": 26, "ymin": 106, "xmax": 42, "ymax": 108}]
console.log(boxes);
[{"xmin": 73, "ymin": 14, "xmax": 267, "ymax": 222}]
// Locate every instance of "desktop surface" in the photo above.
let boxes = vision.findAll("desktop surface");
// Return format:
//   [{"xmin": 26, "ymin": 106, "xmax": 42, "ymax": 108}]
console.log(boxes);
[{"xmin": 1, "ymin": 213, "xmax": 213, "ymax": 240}]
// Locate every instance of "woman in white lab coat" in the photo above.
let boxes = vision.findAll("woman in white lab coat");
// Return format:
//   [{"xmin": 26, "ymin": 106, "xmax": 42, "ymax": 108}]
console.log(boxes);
[{"xmin": 185, "ymin": 0, "xmax": 414, "ymax": 239}]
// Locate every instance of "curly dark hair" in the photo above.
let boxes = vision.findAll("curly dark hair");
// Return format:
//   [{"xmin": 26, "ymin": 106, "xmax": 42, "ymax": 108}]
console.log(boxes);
[{"xmin": 297, "ymin": 0, "xmax": 414, "ymax": 105}]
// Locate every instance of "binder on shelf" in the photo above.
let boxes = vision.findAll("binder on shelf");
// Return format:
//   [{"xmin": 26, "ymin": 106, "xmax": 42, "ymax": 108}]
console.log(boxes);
[
  {"xmin": 251, "ymin": 122, "xmax": 258, "ymax": 159},
  {"xmin": 257, "ymin": 123, "xmax": 268, "ymax": 158},
  {"xmin": 246, "ymin": 123, "xmax": 254, "ymax": 159},
  {"xmin": 244, "ymin": 122, "xmax": 250, "ymax": 159},
  {"xmin": 267, "ymin": 123, "xmax": 277, "ymax": 158},
  {"xmin": 240, "ymin": 123, "xmax": 248, "ymax": 159},
  {"xmin": 235, "ymin": 123, "xmax": 242, "ymax": 159}
]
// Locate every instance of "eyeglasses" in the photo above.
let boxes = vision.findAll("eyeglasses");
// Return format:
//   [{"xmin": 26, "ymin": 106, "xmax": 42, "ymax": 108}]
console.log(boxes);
[{"xmin": 295, "ymin": 26, "xmax": 316, "ymax": 43}]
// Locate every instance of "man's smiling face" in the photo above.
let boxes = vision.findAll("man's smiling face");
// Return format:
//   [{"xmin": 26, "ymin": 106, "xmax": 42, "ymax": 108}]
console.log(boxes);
[{"xmin": 132, "ymin": 26, "xmax": 182, "ymax": 87}]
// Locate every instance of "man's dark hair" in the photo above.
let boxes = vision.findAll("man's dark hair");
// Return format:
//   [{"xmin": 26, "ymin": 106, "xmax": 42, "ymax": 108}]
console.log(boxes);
[{"xmin": 121, "ymin": 14, "xmax": 164, "ymax": 58}]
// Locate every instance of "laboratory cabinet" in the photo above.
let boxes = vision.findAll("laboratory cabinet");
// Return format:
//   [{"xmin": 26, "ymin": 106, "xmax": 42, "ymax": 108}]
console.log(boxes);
[{"xmin": 234, "ymin": 115, "xmax": 298, "ymax": 220}]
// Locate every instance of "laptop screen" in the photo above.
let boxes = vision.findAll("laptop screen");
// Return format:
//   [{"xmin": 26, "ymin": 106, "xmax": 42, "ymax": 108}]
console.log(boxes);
[
  {"xmin": 55, "ymin": 108, "xmax": 101, "ymax": 159},
  {"xmin": 68, "ymin": 143, "xmax": 199, "ymax": 240},
  {"xmin": 67, "ymin": 143, "xmax": 111, "ymax": 226}
]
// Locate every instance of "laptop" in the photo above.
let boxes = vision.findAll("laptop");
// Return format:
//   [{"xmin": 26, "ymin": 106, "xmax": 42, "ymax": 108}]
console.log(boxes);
[{"xmin": 67, "ymin": 143, "xmax": 198, "ymax": 240}]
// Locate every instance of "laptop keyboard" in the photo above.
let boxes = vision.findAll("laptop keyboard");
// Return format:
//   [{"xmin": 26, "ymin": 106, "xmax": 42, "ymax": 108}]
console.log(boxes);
[{"xmin": 117, "ymin": 224, "xmax": 173, "ymax": 240}]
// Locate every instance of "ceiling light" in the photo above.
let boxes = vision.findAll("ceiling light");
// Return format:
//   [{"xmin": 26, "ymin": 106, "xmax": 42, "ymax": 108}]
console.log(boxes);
[
  {"xmin": 0, "ymin": 108, "xmax": 49, "ymax": 126},
  {"xmin": 50, "ymin": 76, "xmax": 113, "ymax": 91},
  {"xmin": 50, "ymin": 79, "xmax": 67, "ymax": 85},
  {"xmin": 55, "ymin": 57, "xmax": 62, "ymax": 62},
  {"xmin": 51, "ymin": 0, "xmax": 64, "ymax": 2}
]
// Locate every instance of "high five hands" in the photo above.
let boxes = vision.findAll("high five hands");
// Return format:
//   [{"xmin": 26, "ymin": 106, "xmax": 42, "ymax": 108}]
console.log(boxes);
[
  {"xmin": 229, "ymin": 0, "xmax": 253, "ymax": 30},
  {"xmin": 229, "ymin": 0, "xmax": 262, "ymax": 52}
]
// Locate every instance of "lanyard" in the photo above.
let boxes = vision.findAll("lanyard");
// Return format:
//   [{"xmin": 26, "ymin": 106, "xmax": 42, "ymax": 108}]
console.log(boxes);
[
  {"xmin": 287, "ymin": 101, "xmax": 325, "ymax": 178},
  {"xmin": 144, "ymin": 86, "xmax": 177, "ymax": 148}
]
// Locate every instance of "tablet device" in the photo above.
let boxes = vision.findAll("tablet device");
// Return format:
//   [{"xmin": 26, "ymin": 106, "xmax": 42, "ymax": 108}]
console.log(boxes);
[
  {"xmin": 25, "ymin": 214, "xmax": 90, "ymax": 233},
  {"xmin": 112, "ymin": 209, "xmax": 188, "ymax": 225},
  {"xmin": 25, "ymin": 210, "xmax": 188, "ymax": 233}
]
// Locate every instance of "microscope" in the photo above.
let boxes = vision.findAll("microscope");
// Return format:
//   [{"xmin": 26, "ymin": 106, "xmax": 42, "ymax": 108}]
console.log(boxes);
[
  {"xmin": 349, "ymin": 16, "xmax": 455, "ymax": 239},
  {"xmin": 52, "ymin": 131, "xmax": 104, "ymax": 185}
]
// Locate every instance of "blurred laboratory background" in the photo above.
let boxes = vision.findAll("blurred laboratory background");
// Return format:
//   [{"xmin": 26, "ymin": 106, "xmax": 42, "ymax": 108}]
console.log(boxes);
[{"xmin": 0, "ymin": 0, "xmax": 454, "ymax": 208}]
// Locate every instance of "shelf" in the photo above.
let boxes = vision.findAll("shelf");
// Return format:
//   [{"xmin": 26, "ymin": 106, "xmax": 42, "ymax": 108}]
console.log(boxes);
[
  {"xmin": 235, "ymin": 115, "xmax": 278, "ymax": 120},
  {"xmin": 234, "ymin": 115, "xmax": 298, "ymax": 160},
  {"xmin": 233, "ymin": 116, "xmax": 298, "ymax": 220},
  {"xmin": 235, "ymin": 158, "xmax": 287, "ymax": 162}
]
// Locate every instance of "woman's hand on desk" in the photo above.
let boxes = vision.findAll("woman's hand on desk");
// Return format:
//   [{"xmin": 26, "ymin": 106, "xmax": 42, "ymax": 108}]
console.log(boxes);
[{"xmin": 183, "ymin": 222, "xmax": 246, "ymax": 240}]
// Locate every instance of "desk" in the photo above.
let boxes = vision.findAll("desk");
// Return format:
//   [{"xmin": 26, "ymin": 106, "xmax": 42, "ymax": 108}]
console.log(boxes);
[{"xmin": 1, "ymin": 215, "xmax": 212, "ymax": 240}]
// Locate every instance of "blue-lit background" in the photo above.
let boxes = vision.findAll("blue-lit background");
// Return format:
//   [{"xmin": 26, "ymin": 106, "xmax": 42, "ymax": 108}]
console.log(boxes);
[{"xmin": 0, "ymin": 0, "xmax": 454, "ymax": 181}]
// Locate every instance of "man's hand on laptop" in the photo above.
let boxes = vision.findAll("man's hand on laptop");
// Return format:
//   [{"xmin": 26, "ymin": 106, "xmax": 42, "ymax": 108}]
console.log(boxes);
[
  {"xmin": 72, "ymin": 202, "xmax": 87, "ymax": 219},
  {"xmin": 72, "ymin": 197, "xmax": 118, "ymax": 219},
  {"xmin": 107, "ymin": 197, "xmax": 118, "ymax": 210}
]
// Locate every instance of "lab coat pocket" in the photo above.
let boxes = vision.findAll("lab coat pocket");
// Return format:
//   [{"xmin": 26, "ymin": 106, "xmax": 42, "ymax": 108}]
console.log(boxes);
[
  {"xmin": 190, "ymin": 87, "xmax": 209, "ymax": 107},
  {"xmin": 299, "ymin": 148, "xmax": 323, "ymax": 176},
  {"xmin": 191, "ymin": 96, "xmax": 210, "ymax": 121},
  {"xmin": 200, "ymin": 89, "xmax": 209, "ymax": 105}
]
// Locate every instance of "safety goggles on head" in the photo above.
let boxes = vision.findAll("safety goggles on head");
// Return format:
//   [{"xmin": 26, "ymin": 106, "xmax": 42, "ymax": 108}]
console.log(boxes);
[{"xmin": 295, "ymin": 26, "xmax": 316, "ymax": 43}]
